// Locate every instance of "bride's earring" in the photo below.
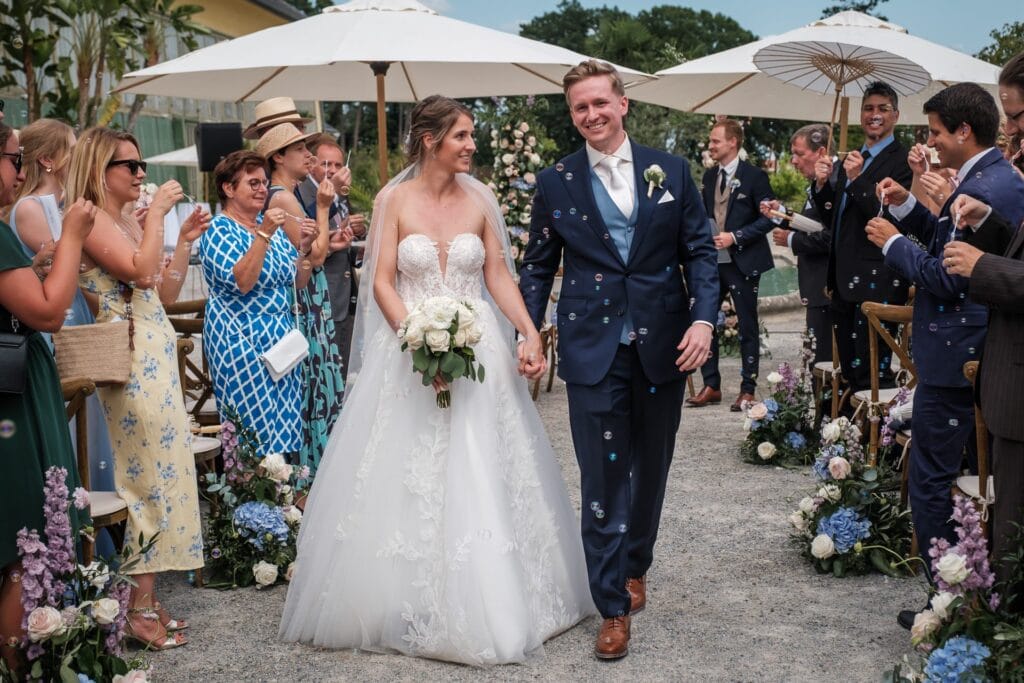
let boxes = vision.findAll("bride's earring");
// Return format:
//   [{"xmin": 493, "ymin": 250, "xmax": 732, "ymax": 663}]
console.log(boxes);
[{"xmin": 46, "ymin": 166, "xmax": 53, "ymax": 173}]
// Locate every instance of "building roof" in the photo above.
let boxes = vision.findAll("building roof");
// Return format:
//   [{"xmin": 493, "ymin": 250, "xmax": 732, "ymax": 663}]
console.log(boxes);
[{"xmin": 249, "ymin": 0, "xmax": 307, "ymax": 21}]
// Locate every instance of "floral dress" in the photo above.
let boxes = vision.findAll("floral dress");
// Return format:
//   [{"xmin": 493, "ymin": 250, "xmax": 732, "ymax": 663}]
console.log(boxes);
[{"xmin": 78, "ymin": 266, "xmax": 203, "ymax": 574}]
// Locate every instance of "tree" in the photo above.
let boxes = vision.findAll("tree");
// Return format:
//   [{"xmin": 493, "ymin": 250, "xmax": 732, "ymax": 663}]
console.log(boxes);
[
  {"xmin": 820, "ymin": 0, "xmax": 889, "ymax": 20},
  {"xmin": 0, "ymin": 0, "xmax": 71, "ymax": 121},
  {"xmin": 976, "ymin": 21, "xmax": 1024, "ymax": 66}
]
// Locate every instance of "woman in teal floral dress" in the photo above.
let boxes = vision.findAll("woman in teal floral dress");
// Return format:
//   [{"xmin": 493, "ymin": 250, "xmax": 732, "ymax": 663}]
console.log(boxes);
[{"xmin": 255, "ymin": 124, "xmax": 349, "ymax": 474}]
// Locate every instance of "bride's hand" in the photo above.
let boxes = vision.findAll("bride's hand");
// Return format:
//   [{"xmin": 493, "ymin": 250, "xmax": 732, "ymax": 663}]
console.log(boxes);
[
  {"xmin": 432, "ymin": 374, "xmax": 449, "ymax": 393},
  {"xmin": 518, "ymin": 334, "xmax": 546, "ymax": 380}
]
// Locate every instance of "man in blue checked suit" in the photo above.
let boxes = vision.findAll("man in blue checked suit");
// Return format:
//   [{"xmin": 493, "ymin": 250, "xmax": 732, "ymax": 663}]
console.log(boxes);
[
  {"xmin": 519, "ymin": 60, "xmax": 718, "ymax": 660},
  {"xmin": 866, "ymin": 82, "xmax": 1024, "ymax": 630}
]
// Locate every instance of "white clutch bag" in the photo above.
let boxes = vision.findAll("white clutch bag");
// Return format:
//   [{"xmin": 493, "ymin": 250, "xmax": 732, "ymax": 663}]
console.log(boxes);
[{"xmin": 260, "ymin": 328, "xmax": 309, "ymax": 381}]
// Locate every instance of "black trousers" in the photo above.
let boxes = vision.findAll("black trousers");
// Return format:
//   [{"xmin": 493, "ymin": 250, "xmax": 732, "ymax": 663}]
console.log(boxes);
[
  {"xmin": 701, "ymin": 261, "xmax": 760, "ymax": 394},
  {"xmin": 831, "ymin": 297, "xmax": 896, "ymax": 394}
]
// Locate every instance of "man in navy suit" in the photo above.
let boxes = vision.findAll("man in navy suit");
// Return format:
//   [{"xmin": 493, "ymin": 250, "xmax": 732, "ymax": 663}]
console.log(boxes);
[
  {"xmin": 519, "ymin": 60, "xmax": 718, "ymax": 660},
  {"xmin": 867, "ymin": 82, "xmax": 1024, "ymax": 629},
  {"xmin": 687, "ymin": 119, "xmax": 775, "ymax": 410}
]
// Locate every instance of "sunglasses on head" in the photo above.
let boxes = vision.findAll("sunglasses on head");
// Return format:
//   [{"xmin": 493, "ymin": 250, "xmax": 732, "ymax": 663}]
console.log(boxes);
[
  {"xmin": 1, "ymin": 147, "xmax": 23, "ymax": 174},
  {"xmin": 107, "ymin": 158, "xmax": 148, "ymax": 175}
]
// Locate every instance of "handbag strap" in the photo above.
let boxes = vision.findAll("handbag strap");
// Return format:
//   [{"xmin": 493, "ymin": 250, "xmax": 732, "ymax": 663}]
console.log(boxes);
[{"xmin": 117, "ymin": 280, "xmax": 136, "ymax": 350}]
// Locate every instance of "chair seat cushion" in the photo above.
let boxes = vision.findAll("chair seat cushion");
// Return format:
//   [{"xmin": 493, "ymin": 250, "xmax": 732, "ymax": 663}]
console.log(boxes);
[
  {"xmin": 192, "ymin": 436, "xmax": 221, "ymax": 455},
  {"xmin": 852, "ymin": 387, "xmax": 902, "ymax": 405},
  {"xmin": 812, "ymin": 361, "xmax": 841, "ymax": 377},
  {"xmin": 90, "ymin": 491, "xmax": 127, "ymax": 518},
  {"xmin": 955, "ymin": 475, "xmax": 995, "ymax": 504}
]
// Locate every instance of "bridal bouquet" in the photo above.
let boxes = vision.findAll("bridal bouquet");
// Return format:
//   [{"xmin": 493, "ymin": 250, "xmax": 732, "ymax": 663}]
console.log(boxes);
[
  {"xmin": 2, "ymin": 467, "xmax": 151, "ymax": 682},
  {"xmin": 398, "ymin": 296, "xmax": 485, "ymax": 409}
]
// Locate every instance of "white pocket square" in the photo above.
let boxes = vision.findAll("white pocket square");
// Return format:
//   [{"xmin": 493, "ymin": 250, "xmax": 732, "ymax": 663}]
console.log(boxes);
[
  {"xmin": 737, "ymin": 192, "xmax": 748, "ymax": 200},
  {"xmin": 657, "ymin": 190, "xmax": 675, "ymax": 205}
]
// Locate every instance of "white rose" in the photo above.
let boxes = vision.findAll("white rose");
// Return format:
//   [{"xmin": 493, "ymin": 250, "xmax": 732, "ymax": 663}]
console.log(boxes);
[
  {"xmin": 936, "ymin": 553, "xmax": 971, "ymax": 585},
  {"xmin": 798, "ymin": 497, "xmax": 816, "ymax": 514},
  {"xmin": 746, "ymin": 402, "xmax": 768, "ymax": 420},
  {"xmin": 465, "ymin": 325, "xmax": 482, "ymax": 346},
  {"xmin": 453, "ymin": 328, "xmax": 468, "ymax": 347},
  {"xmin": 514, "ymin": 139, "xmax": 524, "ymax": 149},
  {"xmin": 766, "ymin": 371, "xmax": 783, "ymax": 384},
  {"xmin": 490, "ymin": 129, "xmax": 499, "ymax": 139},
  {"xmin": 527, "ymin": 135, "xmax": 536, "ymax": 146},
  {"xmin": 260, "ymin": 453, "xmax": 293, "ymax": 483},
  {"xmin": 253, "ymin": 561, "xmax": 279, "ymax": 587},
  {"xmin": 910, "ymin": 609, "xmax": 942, "ymax": 644},
  {"xmin": 530, "ymin": 153, "xmax": 541, "ymax": 165},
  {"xmin": 848, "ymin": 424, "xmax": 862, "ymax": 441},
  {"xmin": 810, "ymin": 534, "xmax": 835, "ymax": 559},
  {"xmin": 92, "ymin": 597, "xmax": 121, "ymax": 625},
  {"xmin": 518, "ymin": 122, "xmax": 529, "ymax": 133},
  {"xmin": 27, "ymin": 606, "xmax": 65, "ymax": 642},
  {"xmin": 818, "ymin": 484, "xmax": 841, "ymax": 502},
  {"xmin": 821, "ymin": 422, "xmax": 842, "ymax": 443},
  {"xmin": 836, "ymin": 417, "xmax": 851, "ymax": 430},
  {"xmin": 80, "ymin": 561, "xmax": 111, "ymax": 590},
  {"xmin": 827, "ymin": 456, "xmax": 852, "ymax": 480},
  {"xmin": 501, "ymin": 153, "xmax": 515, "ymax": 165},
  {"xmin": 490, "ymin": 140, "xmax": 497, "ymax": 149},
  {"xmin": 789, "ymin": 512, "xmax": 809, "ymax": 532},
  {"xmin": 283, "ymin": 505, "xmax": 302, "ymax": 525},
  {"xmin": 456, "ymin": 303, "xmax": 475, "ymax": 330},
  {"xmin": 930, "ymin": 591, "xmax": 956, "ymax": 620},
  {"xmin": 285, "ymin": 562, "xmax": 297, "ymax": 582},
  {"xmin": 513, "ymin": 129, "xmax": 524, "ymax": 139},
  {"xmin": 756, "ymin": 442, "xmax": 776, "ymax": 460},
  {"xmin": 424, "ymin": 329, "xmax": 450, "ymax": 354},
  {"xmin": 524, "ymin": 171, "xmax": 536, "ymax": 184},
  {"xmin": 499, "ymin": 139, "xmax": 509, "ymax": 149},
  {"xmin": 112, "ymin": 671, "xmax": 149, "ymax": 683}
]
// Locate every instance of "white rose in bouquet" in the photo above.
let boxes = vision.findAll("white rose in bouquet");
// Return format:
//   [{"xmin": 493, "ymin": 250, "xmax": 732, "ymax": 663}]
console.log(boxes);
[
  {"xmin": 747, "ymin": 402, "xmax": 768, "ymax": 420},
  {"xmin": 279, "ymin": 484, "xmax": 294, "ymax": 505},
  {"xmin": 766, "ymin": 371, "xmax": 784, "ymax": 384},
  {"xmin": 283, "ymin": 505, "xmax": 303, "ymax": 525},
  {"xmin": 466, "ymin": 325, "xmax": 483, "ymax": 345},
  {"xmin": 260, "ymin": 453, "xmax": 293, "ymax": 483},
  {"xmin": 456, "ymin": 302, "xmax": 475, "ymax": 331},
  {"xmin": 810, "ymin": 534, "xmax": 836, "ymax": 559},
  {"xmin": 92, "ymin": 597, "xmax": 121, "ymax": 625},
  {"xmin": 936, "ymin": 553, "xmax": 970, "ymax": 585},
  {"xmin": 821, "ymin": 421, "xmax": 842, "ymax": 443},
  {"xmin": 453, "ymin": 328, "xmax": 469, "ymax": 348},
  {"xmin": 818, "ymin": 484, "xmax": 841, "ymax": 502},
  {"xmin": 827, "ymin": 456, "xmax": 852, "ymax": 480},
  {"xmin": 80, "ymin": 561, "xmax": 111, "ymax": 590},
  {"xmin": 519, "ymin": 122, "xmax": 530, "ymax": 132},
  {"xmin": 501, "ymin": 153, "xmax": 515, "ymax": 165},
  {"xmin": 524, "ymin": 171, "xmax": 537, "ymax": 185},
  {"xmin": 756, "ymin": 442, "xmax": 776, "ymax": 460},
  {"xmin": 930, "ymin": 591, "xmax": 956, "ymax": 620},
  {"xmin": 798, "ymin": 497, "xmax": 816, "ymax": 514},
  {"xmin": 27, "ymin": 606, "xmax": 65, "ymax": 641},
  {"xmin": 530, "ymin": 153, "xmax": 542, "ymax": 165},
  {"xmin": 911, "ymin": 609, "xmax": 942, "ymax": 644},
  {"xmin": 848, "ymin": 424, "xmax": 862, "ymax": 441},
  {"xmin": 836, "ymin": 416, "xmax": 851, "ymax": 430},
  {"xmin": 113, "ymin": 671, "xmax": 150, "ymax": 683},
  {"xmin": 789, "ymin": 512, "xmax": 809, "ymax": 533},
  {"xmin": 513, "ymin": 129, "xmax": 524, "ymax": 139},
  {"xmin": 401, "ymin": 315, "xmax": 427, "ymax": 351},
  {"xmin": 424, "ymin": 329, "xmax": 451, "ymax": 354},
  {"xmin": 253, "ymin": 561, "xmax": 279, "ymax": 587}
]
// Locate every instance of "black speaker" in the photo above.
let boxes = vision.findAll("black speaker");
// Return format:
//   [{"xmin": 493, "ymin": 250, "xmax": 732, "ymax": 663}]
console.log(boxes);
[{"xmin": 195, "ymin": 122, "xmax": 243, "ymax": 172}]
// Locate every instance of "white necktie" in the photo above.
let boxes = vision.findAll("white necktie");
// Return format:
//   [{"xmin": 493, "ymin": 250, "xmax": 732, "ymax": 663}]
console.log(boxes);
[{"xmin": 601, "ymin": 156, "xmax": 633, "ymax": 218}]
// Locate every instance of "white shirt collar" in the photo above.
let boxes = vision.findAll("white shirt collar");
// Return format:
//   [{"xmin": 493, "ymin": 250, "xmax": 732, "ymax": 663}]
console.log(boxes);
[
  {"xmin": 719, "ymin": 156, "xmax": 739, "ymax": 178},
  {"xmin": 956, "ymin": 148, "xmax": 995, "ymax": 184},
  {"xmin": 586, "ymin": 134, "xmax": 632, "ymax": 169}
]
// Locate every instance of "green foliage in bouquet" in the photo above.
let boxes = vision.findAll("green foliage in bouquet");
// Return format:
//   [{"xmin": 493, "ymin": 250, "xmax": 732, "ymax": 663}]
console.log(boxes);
[
  {"xmin": 739, "ymin": 358, "xmax": 817, "ymax": 466},
  {"xmin": 201, "ymin": 406, "xmax": 306, "ymax": 589}
]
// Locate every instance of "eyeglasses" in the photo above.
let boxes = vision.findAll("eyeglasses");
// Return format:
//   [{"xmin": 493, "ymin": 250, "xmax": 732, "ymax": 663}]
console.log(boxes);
[
  {"xmin": 237, "ymin": 178, "xmax": 270, "ymax": 191},
  {"xmin": 0, "ymin": 147, "xmax": 23, "ymax": 174},
  {"xmin": 107, "ymin": 159, "xmax": 148, "ymax": 175}
]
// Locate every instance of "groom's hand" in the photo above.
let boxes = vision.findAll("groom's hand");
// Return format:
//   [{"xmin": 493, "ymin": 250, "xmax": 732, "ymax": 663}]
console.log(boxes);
[
  {"xmin": 517, "ymin": 334, "xmax": 547, "ymax": 380},
  {"xmin": 676, "ymin": 323, "xmax": 713, "ymax": 372}
]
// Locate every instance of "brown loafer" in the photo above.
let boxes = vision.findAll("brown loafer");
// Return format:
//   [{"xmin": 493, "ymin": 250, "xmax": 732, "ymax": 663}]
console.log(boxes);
[
  {"xmin": 595, "ymin": 615, "xmax": 630, "ymax": 660},
  {"xmin": 626, "ymin": 576, "xmax": 646, "ymax": 615},
  {"xmin": 731, "ymin": 392, "xmax": 755, "ymax": 412},
  {"xmin": 685, "ymin": 386, "xmax": 721, "ymax": 407}
]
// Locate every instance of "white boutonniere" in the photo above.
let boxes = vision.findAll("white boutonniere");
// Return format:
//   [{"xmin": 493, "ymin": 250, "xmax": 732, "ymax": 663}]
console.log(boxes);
[
  {"xmin": 643, "ymin": 164, "xmax": 666, "ymax": 198},
  {"xmin": 729, "ymin": 177, "xmax": 742, "ymax": 193}
]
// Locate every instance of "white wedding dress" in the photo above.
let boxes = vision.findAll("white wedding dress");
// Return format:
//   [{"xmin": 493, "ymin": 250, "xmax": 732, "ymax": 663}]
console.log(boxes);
[{"xmin": 279, "ymin": 232, "xmax": 595, "ymax": 665}]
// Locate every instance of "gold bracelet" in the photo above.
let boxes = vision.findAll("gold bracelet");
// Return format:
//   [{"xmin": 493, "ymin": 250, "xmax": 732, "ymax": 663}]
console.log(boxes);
[{"xmin": 255, "ymin": 229, "xmax": 272, "ymax": 245}]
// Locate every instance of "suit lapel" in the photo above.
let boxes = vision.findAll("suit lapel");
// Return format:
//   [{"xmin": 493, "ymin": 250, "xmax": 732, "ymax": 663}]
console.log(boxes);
[
  {"xmin": 725, "ymin": 161, "xmax": 743, "ymax": 221},
  {"xmin": 1007, "ymin": 219, "xmax": 1024, "ymax": 258},
  {"xmin": 560, "ymin": 148, "xmax": 625, "ymax": 266},
  {"xmin": 628, "ymin": 142, "xmax": 660, "ymax": 263}
]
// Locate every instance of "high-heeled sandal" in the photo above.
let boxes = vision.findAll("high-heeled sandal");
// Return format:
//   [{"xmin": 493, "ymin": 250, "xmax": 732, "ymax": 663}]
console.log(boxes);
[
  {"xmin": 125, "ymin": 608, "xmax": 188, "ymax": 651},
  {"xmin": 153, "ymin": 601, "xmax": 189, "ymax": 632}
]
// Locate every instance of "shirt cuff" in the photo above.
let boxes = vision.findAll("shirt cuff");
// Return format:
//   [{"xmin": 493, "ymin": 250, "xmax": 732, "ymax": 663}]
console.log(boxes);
[
  {"xmin": 787, "ymin": 231, "xmax": 794, "ymax": 249},
  {"xmin": 888, "ymin": 193, "xmax": 916, "ymax": 220},
  {"xmin": 881, "ymin": 233, "xmax": 904, "ymax": 256},
  {"xmin": 694, "ymin": 320, "xmax": 715, "ymax": 330},
  {"xmin": 969, "ymin": 206, "xmax": 993, "ymax": 231}
]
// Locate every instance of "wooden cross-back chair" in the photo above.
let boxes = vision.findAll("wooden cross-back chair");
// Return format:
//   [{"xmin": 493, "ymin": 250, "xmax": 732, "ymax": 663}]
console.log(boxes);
[
  {"xmin": 811, "ymin": 329, "xmax": 845, "ymax": 425},
  {"xmin": 165, "ymin": 298, "xmax": 219, "ymax": 426},
  {"xmin": 952, "ymin": 360, "xmax": 992, "ymax": 537}
]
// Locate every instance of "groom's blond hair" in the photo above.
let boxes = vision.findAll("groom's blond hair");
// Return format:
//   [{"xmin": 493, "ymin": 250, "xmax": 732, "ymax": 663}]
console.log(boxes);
[{"xmin": 562, "ymin": 60, "xmax": 626, "ymax": 103}]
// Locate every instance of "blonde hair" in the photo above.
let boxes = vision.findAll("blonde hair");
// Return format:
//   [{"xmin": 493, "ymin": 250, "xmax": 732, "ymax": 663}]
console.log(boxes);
[
  {"xmin": 562, "ymin": 60, "xmax": 626, "ymax": 103},
  {"xmin": 14, "ymin": 118, "xmax": 75, "ymax": 202},
  {"xmin": 65, "ymin": 127, "xmax": 141, "ymax": 210}
]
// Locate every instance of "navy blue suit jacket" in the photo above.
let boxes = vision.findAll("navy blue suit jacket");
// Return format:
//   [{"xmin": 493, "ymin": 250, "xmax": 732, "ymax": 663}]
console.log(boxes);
[
  {"xmin": 700, "ymin": 160, "xmax": 776, "ymax": 277},
  {"xmin": 520, "ymin": 142, "xmax": 719, "ymax": 387},
  {"xmin": 885, "ymin": 148, "xmax": 1024, "ymax": 388}
]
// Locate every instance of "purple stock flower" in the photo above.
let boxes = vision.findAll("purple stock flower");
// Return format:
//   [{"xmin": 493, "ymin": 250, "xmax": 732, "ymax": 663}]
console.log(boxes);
[
  {"xmin": 43, "ymin": 468, "xmax": 74, "ymax": 604},
  {"xmin": 928, "ymin": 496, "xmax": 997, "ymax": 597}
]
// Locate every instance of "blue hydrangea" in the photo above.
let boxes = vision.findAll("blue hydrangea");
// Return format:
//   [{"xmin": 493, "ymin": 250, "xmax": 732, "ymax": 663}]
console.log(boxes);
[
  {"xmin": 786, "ymin": 431, "xmax": 807, "ymax": 450},
  {"xmin": 749, "ymin": 419, "xmax": 762, "ymax": 431},
  {"xmin": 233, "ymin": 501, "xmax": 289, "ymax": 550},
  {"xmin": 816, "ymin": 507, "xmax": 871, "ymax": 554},
  {"xmin": 763, "ymin": 398, "xmax": 779, "ymax": 414},
  {"xmin": 924, "ymin": 636, "xmax": 990, "ymax": 682},
  {"xmin": 812, "ymin": 455, "xmax": 832, "ymax": 481}
]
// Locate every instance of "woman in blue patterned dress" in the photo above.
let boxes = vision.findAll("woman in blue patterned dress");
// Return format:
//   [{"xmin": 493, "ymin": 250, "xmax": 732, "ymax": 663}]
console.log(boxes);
[
  {"xmin": 199, "ymin": 151, "xmax": 317, "ymax": 456},
  {"xmin": 255, "ymin": 123, "xmax": 348, "ymax": 474}
]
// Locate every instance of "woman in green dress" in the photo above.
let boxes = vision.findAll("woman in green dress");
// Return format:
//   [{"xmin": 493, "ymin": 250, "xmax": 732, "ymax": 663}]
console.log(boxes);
[{"xmin": 0, "ymin": 122, "xmax": 95, "ymax": 673}]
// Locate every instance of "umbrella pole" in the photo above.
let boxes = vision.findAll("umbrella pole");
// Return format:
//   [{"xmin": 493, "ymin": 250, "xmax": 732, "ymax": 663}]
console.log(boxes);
[
  {"xmin": 827, "ymin": 86, "xmax": 841, "ymax": 156},
  {"xmin": 370, "ymin": 61, "xmax": 392, "ymax": 185},
  {"xmin": 838, "ymin": 96, "xmax": 850, "ymax": 154}
]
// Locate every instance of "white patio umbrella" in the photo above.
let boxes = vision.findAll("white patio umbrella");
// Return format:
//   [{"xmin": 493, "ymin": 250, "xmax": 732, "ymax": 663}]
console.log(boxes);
[
  {"xmin": 628, "ymin": 11, "xmax": 1000, "ymax": 151},
  {"xmin": 144, "ymin": 144, "xmax": 198, "ymax": 168},
  {"xmin": 114, "ymin": 0, "xmax": 649, "ymax": 183}
]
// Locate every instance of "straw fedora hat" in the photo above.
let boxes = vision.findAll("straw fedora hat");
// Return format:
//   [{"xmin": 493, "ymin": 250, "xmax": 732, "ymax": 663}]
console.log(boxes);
[
  {"xmin": 255, "ymin": 122, "xmax": 316, "ymax": 159},
  {"xmin": 243, "ymin": 96, "xmax": 314, "ymax": 139}
]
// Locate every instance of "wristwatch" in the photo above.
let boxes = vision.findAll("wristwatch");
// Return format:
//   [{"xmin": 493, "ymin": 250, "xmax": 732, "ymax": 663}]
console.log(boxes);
[{"xmin": 255, "ymin": 229, "xmax": 272, "ymax": 245}]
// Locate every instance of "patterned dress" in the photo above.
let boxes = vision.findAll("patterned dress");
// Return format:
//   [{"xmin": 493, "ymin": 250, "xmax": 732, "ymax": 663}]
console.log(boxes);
[
  {"xmin": 198, "ymin": 214, "xmax": 303, "ymax": 455},
  {"xmin": 78, "ymin": 265, "xmax": 203, "ymax": 574}
]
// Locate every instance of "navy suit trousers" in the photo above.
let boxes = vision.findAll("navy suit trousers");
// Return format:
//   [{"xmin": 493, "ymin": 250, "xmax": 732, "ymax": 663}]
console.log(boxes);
[
  {"xmin": 701, "ymin": 261, "xmax": 760, "ymax": 394},
  {"xmin": 565, "ymin": 343, "xmax": 685, "ymax": 618}
]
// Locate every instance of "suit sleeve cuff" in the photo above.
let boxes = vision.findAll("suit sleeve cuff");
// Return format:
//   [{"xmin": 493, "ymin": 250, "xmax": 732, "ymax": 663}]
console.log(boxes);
[
  {"xmin": 787, "ymin": 232, "xmax": 794, "ymax": 249},
  {"xmin": 969, "ymin": 206, "xmax": 993, "ymax": 231},
  {"xmin": 881, "ymin": 233, "xmax": 904, "ymax": 256},
  {"xmin": 888, "ymin": 194, "xmax": 916, "ymax": 220}
]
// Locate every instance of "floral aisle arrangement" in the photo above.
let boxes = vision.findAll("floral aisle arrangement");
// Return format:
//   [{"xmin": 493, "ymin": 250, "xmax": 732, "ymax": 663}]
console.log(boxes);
[
  {"xmin": 789, "ymin": 417, "xmax": 913, "ymax": 577},
  {"xmin": 716, "ymin": 295, "xmax": 770, "ymax": 359},
  {"xmin": 740, "ymin": 360, "xmax": 816, "ymax": 466},
  {"xmin": 1, "ymin": 467, "xmax": 150, "ymax": 682},
  {"xmin": 398, "ymin": 296, "xmax": 485, "ymax": 409},
  {"xmin": 885, "ymin": 496, "xmax": 1024, "ymax": 682},
  {"xmin": 201, "ymin": 408, "xmax": 307, "ymax": 589}
]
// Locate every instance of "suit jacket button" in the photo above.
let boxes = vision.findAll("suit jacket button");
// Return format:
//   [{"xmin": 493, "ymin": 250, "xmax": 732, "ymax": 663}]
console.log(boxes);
[
  {"xmin": 617, "ymin": 308, "xmax": 625, "ymax": 316},
  {"xmin": 624, "ymin": 271, "xmax": 631, "ymax": 278}
]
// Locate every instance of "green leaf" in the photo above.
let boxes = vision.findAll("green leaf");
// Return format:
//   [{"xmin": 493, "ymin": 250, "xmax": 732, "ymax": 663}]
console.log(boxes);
[
  {"xmin": 427, "ymin": 357, "xmax": 439, "ymax": 379},
  {"xmin": 477, "ymin": 364, "xmax": 486, "ymax": 383},
  {"xmin": 862, "ymin": 468, "xmax": 879, "ymax": 482},
  {"xmin": 832, "ymin": 558, "xmax": 845, "ymax": 577},
  {"xmin": 59, "ymin": 662, "xmax": 78, "ymax": 683},
  {"xmin": 412, "ymin": 347, "xmax": 430, "ymax": 373},
  {"xmin": 440, "ymin": 351, "xmax": 463, "ymax": 376},
  {"xmin": 421, "ymin": 371, "xmax": 434, "ymax": 386}
]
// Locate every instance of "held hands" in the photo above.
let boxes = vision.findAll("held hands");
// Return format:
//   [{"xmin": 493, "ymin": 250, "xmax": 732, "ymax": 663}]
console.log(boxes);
[
  {"xmin": 713, "ymin": 232, "xmax": 735, "ymax": 249},
  {"xmin": 843, "ymin": 150, "xmax": 865, "ymax": 182},
  {"xmin": 62, "ymin": 199, "xmax": 98, "ymax": 241},
  {"xmin": 316, "ymin": 178, "xmax": 335, "ymax": 209},
  {"xmin": 516, "ymin": 334, "xmax": 547, "ymax": 381},
  {"xmin": 865, "ymin": 217, "xmax": 899, "ymax": 248},
  {"xmin": 349, "ymin": 213, "xmax": 367, "ymax": 238},
  {"xmin": 676, "ymin": 323, "xmax": 712, "ymax": 372},
  {"xmin": 180, "ymin": 206, "xmax": 212, "ymax": 243},
  {"xmin": 943, "ymin": 240, "xmax": 984, "ymax": 278},
  {"xmin": 149, "ymin": 180, "xmax": 184, "ymax": 216},
  {"xmin": 814, "ymin": 156, "xmax": 833, "ymax": 189},
  {"xmin": 876, "ymin": 178, "xmax": 909, "ymax": 207},
  {"xmin": 949, "ymin": 195, "xmax": 991, "ymax": 228}
]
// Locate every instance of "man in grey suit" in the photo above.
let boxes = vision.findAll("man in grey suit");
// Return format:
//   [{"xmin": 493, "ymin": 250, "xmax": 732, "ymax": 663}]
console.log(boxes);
[{"xmin": 297, "ymin": 134, "xmax": 366, "ymax": 379}]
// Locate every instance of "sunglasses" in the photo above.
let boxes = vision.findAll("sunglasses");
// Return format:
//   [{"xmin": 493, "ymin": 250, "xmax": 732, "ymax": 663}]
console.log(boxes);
[
  {"xmin": 0, "ymin": 147, "xmax": 23, "ymax": 174},
  {"xmin": 107, "ymin": 158, "xmax": 148, "ymax": 175}
]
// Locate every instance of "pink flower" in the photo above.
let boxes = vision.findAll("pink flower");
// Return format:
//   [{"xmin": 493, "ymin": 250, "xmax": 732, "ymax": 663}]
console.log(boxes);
[{"xmin": 72, "ymin": 487, "xmax": 90, "ymax": 510}]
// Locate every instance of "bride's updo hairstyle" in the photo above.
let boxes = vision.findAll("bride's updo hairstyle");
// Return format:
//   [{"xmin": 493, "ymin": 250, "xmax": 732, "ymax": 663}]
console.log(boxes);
[{"xmin": 406, "ymin": 95, "xmax": 473, "ymax": 164}]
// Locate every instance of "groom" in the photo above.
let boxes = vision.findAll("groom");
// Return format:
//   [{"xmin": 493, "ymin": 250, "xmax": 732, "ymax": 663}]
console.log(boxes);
[{"xmin": 519, "ymin": 60, "xmax": 719, "ymax": 660}]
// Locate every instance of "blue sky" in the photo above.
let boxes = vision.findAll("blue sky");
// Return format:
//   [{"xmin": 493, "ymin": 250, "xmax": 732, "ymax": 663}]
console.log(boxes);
[{"xmin": 415, "ymin": 0, "xmax": 1021, "ymax": 57}]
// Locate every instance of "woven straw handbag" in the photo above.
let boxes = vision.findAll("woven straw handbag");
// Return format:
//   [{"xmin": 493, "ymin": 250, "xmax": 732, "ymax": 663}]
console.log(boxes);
[{"xmin": 52, "ymin": 321, "xmax": 132, "ymax": 385}]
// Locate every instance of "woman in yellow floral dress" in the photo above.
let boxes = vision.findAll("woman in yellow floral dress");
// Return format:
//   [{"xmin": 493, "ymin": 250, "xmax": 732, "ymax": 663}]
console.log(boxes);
[{"xmin": 65, "ymin": 127, "xmax": 211, "ymax": 650}]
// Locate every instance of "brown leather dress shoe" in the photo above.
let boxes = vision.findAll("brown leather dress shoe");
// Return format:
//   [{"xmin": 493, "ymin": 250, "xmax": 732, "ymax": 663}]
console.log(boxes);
[
  {"xmin": 685, "ymin": 386, "xmax": 722, "ymax": 407},
  {"xmin": 626, "ymin": 576, "xmax": 646, "ymax": 615},
  {"xmin": 731, "ymin": 392, "xmax": 755, "ymax": 412},
  {"xmin": 595, "ymin": 615, "xmax": 631, "ymax": 660}
]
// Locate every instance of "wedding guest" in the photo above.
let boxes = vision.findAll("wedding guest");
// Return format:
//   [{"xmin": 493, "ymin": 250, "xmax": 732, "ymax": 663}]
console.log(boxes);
[
  {"xmin": 761, "ymin": 123, "xmax": 833, "ymax": 363},
  {"xmin": 242, "ymin": 96, "xmax": 313, "ymax": 141},
  {"xmin": 256, "ymin": 122, "xmax": 347, "ymax": 474},
  {"xmin": 811, "ymin": 81, "xmax": 912, "ymax": 394},
  {"xmin": 687, "ymin": 118, "xmax": 774, "ymax": 410},
  {"xmin": 198, "ymin": 151, "xmax": 315, "ymax": 458},
  {"xmin": 868, "ymin": 82, "xmax": 1024, "ymax": 629},
  {"xmin": 64, "ymin": 127, "xmax": 211, "ymax": 650},
  {"xmin": 7, "ymin": 119, "xmax": 117, "ymax": 526},
  {"xmin": 0, "ymin": 122, "xmax": 90, "ymax": 673}
]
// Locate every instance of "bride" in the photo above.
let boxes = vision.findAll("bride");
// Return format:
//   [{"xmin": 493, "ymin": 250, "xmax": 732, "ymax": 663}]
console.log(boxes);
[{"xmin": 279, "ymin": 95, "xmax": 595, "ymax": 665}]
